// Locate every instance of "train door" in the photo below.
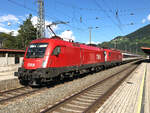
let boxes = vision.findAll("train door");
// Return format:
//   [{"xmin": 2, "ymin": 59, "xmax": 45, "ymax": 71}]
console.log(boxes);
[{"xmin": 50, "ymin": 46, "xmax": 62, "ymax": 67}]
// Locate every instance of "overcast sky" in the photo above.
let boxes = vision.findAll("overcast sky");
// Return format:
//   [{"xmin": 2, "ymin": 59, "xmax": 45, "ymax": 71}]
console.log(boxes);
[{"xmin": 0, "ymin": 0, "xmax": 150, "ymax": 43}]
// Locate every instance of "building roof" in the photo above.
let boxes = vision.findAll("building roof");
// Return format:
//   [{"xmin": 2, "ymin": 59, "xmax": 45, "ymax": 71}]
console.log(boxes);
[
  {"xmin": 0, "ymin": 49, "xmax": 25, "ymax": 53},
  {"xmin": 141, "ymin": 47, "xmax": 150, "ymax": 55}
]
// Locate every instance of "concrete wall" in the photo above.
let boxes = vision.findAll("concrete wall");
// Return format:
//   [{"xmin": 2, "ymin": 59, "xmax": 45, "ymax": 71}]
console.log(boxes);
[
  {"xmin": 0, "ymin": 57, "xmax": 23, "ymax": 66},
  {"xmin": 8, "ymin": 57, "xmax": 15, "ymax": 65},
  {"xmin": 0, "ymin": 57, "xmax": 8, "ymax": 66}
]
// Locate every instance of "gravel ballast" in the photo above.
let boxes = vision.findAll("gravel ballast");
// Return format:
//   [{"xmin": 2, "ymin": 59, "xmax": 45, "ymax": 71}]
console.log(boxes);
[{"xmin": 0, "ymin": 61, "xmax": 139, "ymax": 113}]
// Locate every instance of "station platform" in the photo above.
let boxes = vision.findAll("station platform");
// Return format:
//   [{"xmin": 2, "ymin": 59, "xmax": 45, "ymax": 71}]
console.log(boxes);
[{"xmin": 96, "ymin": 61, "xmax": 149, "ymax": 113}]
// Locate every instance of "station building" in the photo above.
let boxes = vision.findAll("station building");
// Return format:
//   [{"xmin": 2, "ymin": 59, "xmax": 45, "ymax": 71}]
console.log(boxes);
[
  {"xmin": 0, "ymin": 49, "xmax": 25, "ymax": 66},
  {"xmin": 141, "ymin": 47, "xmax": 150, "ymax": 59}
]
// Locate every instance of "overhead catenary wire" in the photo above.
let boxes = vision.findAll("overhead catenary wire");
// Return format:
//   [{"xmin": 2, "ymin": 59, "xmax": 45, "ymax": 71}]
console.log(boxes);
[
  {"xmin": 54, "ymin": 0, "xmax": 142, "ymax": 32},
  {"xmin": 6, "ymin": 0, "xmax": 143, "ymax": 36},
  {"xmin": 55, "ymin": 0, "xmax": 148, "ymax": 14},
  {"xmin": 100, "ymin": 0, "xmax": 123, "ymax": 31},
  {"xmin": 115, "ymin": 10, "xmax": 123, "ymax": 31},
  {"xmin": 7, "ymin": 0, "xmax": 84, "ymax": 31},
  {"xmin": 93, "ymin": 0, "xmax": 123, "ymax": 33},
  {"xmin": 54, "ymin": 1, "xmax": 89, "ymax": 30}
]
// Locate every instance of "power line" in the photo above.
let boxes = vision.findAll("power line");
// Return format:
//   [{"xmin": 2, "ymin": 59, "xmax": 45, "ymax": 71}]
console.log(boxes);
[
  {"xmin": 7, "ymin": 0, "xmax": 84, "ymax": 31},
  {"xmin": 100, "ymin": 0, "xmax": 123, "ymax": 30},
  {"xmin": 100, "ymin": 0, "xmax": 124, "ymax": 31},
  {"xmin": 8, "ymin": 0, "xmax": 57, "ymax": 20},
  {"xmin": 55, "ymin": 0, "xmax": 149, "ymax": 13},
  {"xmin": 7, "ymin": 0, "xmax": 141, "ymax": 34},
  {"xmin": 93, "ymin": 0, "xmax": 123, "ymax": 32},
  {"xmin": 115, "ymin": 9, "xmax": 123, "ymax": 31},
  {"xmin": 53, "ymin": 1, "xmax": 89, "ymax": 30}
]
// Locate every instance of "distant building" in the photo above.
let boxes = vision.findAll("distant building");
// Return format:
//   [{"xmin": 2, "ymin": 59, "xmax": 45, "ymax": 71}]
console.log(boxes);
[{"xmin": 0, "ymin": 49, "xmax": 25, "ymax": 66}]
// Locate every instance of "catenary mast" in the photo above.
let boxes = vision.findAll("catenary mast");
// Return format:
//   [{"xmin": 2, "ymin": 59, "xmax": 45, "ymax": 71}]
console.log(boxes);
[{"xmin": 37, "ymin": 0, "xmax": 45, "ymax": 38}]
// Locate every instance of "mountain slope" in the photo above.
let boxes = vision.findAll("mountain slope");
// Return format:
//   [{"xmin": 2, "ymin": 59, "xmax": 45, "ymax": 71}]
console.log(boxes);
[{"xmin": 99, "ymin": 24, "xmax": 150, "ymax": 54}]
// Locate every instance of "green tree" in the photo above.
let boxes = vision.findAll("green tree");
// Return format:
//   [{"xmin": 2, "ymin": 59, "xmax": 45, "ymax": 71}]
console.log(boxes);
[
  {"xmin": 17, "ymin": 14, "xmax": 36, "ymax": 49},
  {"xmin": 0, "ymin": 32, "xmax": 18, "ymax": 49}
]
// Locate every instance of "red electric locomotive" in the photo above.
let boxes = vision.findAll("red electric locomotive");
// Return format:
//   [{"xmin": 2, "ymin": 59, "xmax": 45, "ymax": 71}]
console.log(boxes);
[
  {"xmin": 104, "ymin": 48, "xmax": 122, "ymax": 67},
  {"xmin": 15, "ymin": 36, "xmax": 106, "ymax": 86}
]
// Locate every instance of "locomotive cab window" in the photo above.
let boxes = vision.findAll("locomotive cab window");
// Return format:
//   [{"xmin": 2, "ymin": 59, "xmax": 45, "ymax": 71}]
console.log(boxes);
[
  {"xmin": 26, "ymin": 43, "xmax": 48, "ymax": 58},
  {"xmin": 52, "ymin": 46, "xmax": 61, "ymax": 56}
]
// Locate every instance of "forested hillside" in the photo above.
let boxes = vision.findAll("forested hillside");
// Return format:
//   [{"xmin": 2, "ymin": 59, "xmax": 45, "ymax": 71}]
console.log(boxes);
[{"xmin": 99, "ymin": 24, "xmax": 150, "ymax": 54}]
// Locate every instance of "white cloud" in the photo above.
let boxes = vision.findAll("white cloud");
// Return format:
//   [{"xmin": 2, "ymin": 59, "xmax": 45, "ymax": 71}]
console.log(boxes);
[
  {"xmin": 0, "ymin": 26, "xmax": 18, "ymax": 36},
  {"xmin": 31, "ymin": 16, "xmax": 58, "ymax": 38},
  {"xmin": 45, "ymin": 20, "xmax": 58, "ymax": 31},
  {"xmin": 31, "ymin": 16, "xmax": 38, "ymax": 26},
  {"xmin": 18, "ymin": 16, "xmax": 26, "ymax": 21},
  {"xmin": 31, "ymin": 16, "xmax": 58, "ymax": 30},
  {"xmin": 0, "ymin": 23, "xmax": 5, "ymax": 27},
  {"xmin": 142, "ymin": 19, "xmax": 146, "ymax": 23},
  {"xmin": 59, "ymin": 30, "xmax": 75, "ymax": 41},
  {"xmin": 0, "ymin": 26, "xmax": 10, "ymax": 33},
  {"xmin": 0, "ymin": 14, "xmax": 19, "ymax": 36},
  {"xmin": 147, "ymin": 14, "xmax": 150, "ymax": 21},
  {"xmin": 11, "ymin": 30, "xmax": 19, "ymax": 36},
  {"xmin": 141, "ymin": 14, "xmax": 150, "ymax": 24},
  {"xmin": 0, "ymin": 14, "xmax": 19, "ymax": 23}
]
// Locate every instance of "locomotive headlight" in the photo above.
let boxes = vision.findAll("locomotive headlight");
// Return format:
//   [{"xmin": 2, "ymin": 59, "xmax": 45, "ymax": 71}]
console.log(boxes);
[{"xmin": 42, "ymin": 60, "xmax": 47, "ymax": 68}]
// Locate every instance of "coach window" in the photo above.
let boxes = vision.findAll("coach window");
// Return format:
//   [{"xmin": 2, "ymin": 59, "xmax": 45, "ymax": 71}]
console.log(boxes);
[{"xmin": 52, "ymin": 46, "xmax": 61, "ymax": 56}]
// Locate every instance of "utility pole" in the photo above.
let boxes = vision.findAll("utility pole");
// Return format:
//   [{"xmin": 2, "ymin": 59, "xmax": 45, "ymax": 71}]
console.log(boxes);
[
  {"xmin": 37, "ymin": 0, "xmax": 45, "ymax": 39},
  {"xmin": 88, "ymin": 27, "xmax": 92, "ymax": 44},
  {"xmin": 88, "ymin": 27, "xmax": 99, "ymax": 44}
]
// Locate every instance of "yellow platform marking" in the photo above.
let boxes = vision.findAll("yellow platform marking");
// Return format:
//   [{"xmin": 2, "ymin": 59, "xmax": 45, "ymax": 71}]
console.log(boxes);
[{"xmin": 137, "ymin": 63, "xmax": 147, "ymax": 113}]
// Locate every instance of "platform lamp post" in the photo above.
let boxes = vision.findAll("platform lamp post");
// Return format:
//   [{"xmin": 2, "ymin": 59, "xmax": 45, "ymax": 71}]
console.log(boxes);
[{"xmin": 88, "ymin": 27, "xmax": 99, "ymax": 44}]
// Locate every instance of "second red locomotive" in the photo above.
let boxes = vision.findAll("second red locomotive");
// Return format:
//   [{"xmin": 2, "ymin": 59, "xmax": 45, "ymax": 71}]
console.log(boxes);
[{"xmin": 15, "ymin": 36, "xmax": 122, "ymax": 86}]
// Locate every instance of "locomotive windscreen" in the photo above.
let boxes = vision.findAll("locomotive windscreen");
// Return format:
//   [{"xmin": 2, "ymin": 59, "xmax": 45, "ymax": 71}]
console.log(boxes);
[{"xmin": 26, "ymin": 43, "xmax": 48, "ymax": 58}]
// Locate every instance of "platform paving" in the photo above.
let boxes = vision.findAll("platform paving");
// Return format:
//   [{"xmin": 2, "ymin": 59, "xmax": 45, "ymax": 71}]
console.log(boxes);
[
  {"xmin": 145, "ymin": 63, "xmax": 150, "ymax": 113},
  {"xmin": 96, "ymin": 62, "xmax": 149, "ymax": 113}
]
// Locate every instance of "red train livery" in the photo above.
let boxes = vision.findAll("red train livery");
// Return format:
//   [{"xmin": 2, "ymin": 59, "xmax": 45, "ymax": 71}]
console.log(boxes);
[
  {"xmin": 15, "ymin": 36, "xmax": 122, "ymax": 86},
  {"xmin": 104, "ymin": 49, "xmax": 122, "ymax": 66}
]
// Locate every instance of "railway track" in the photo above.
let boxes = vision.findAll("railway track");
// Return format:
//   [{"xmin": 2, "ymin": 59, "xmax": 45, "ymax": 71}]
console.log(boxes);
[
  {"xmin": 0, "ymin": 86, "xmax": 46, "ymax": 104},
  {"xmin": 40, "ymin": 62, "xmax": 139, "ymax": 113}
]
